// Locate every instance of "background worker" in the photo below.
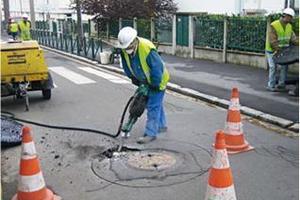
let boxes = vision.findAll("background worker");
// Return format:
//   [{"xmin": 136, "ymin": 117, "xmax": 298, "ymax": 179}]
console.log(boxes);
[
  {"xmin": 265, "ymin": 8, "xmax": 299, "ymax": 92},
  {"xmin": 18, "ymin": 14, "xmax": 32, "ymax": 41},
  {"xmin": 9, "ymin": 19, "xmax": 19, "ymax": 40},
  {"xmin": 117, "ymin": 27, "xmax": 169, "ymax": 144}
]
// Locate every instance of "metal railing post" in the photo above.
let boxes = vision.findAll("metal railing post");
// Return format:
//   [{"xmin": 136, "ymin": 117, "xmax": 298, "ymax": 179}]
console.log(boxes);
[
  {"xmin": 150, "ymin": 17, "xmax": 155, "ymax": 41},
  {"xmin": 119, "ymin": 18, "xmax": 122, "ymax": 31},
  {"xmin": 222, "ymin": 17, "xmax": 228, "ymax": 63},
  {"xmin": 91, "ymin": 37, "xmax": 95, "ymax": 60},
  {"xmin": 83, "ymin": 37, "xmax": 87, "ymax": 57},
  {"xmin": 64, "ymin": 34, "xmax": 69, "ymax": 52},
  {"xmin": 76, "ymin": 35, "xmax": 80, "ymax": 55},
  {"xmin": 172, "ymin": 15, "xmax": 176, "ymax": 55},
  {"xmin": 60, "ymin": 33, "xmax": 63, "ymax": 50},
  {"xmin": 47, "ymin": 31, "xmax": 50, "ymax": 46},
  {"xmin": 133, "ymin": 17, "xmax": 137, "ymax": 30},
  {"xmin": 70, "ymin": 35, "xmax": 74, "ymax": 54},
  {"xmin": 189, "ymin": 15, "xmax": 194, "ymax": 59},
  {"xmin": 106, "ymin": 22, "xmax": 109, "ymax": 39}
]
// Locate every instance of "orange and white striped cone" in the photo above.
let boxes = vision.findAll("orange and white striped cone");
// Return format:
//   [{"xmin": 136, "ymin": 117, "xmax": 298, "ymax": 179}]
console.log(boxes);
[
  {"xmin": 205, "ymin": 130, "xmax": 237, "ymax": 200},
  {"xmin": 224, "ymin": 87, "xmax": 254, "ymax": 154},
  {"xmin": 12, "ymin": 126, "xmax": 61, "ymax": 200}
]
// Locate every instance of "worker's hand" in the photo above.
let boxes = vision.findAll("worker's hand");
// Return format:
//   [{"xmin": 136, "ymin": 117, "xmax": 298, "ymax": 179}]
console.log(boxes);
[
  {"xmin": 136, "ymin": 84, "xmax": 149, "ymax": 96},
  {"xmin": 131, "ymin": 77, "xmax": 140, "ymax": 86},
  {"xmin": 149, "ymin": 84, "xmax": 160, "ymax": 92}
]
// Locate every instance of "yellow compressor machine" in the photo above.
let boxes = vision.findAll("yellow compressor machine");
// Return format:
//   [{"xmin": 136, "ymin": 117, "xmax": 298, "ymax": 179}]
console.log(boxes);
[{"xmin": 1, "ymin": 40, "xmax": 53, "ymax": 110}]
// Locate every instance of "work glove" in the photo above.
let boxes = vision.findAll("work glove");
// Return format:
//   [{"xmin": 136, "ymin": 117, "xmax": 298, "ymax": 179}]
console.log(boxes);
[
  {"xmin": 131, "ymin": 77, "xmax": 140, "ymax": 86},
  {"xmin": 136, "ymin": 84, "xmax": 149, "ymax": 96},
  {"xmin": 149, "ymin": 84, "xmax": 160, "ymax": 92}
]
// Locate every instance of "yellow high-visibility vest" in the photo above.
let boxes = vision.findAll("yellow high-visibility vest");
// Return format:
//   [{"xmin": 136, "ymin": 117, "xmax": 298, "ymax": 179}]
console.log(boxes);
[
  {"xmin": 122, "ymin": 37, "xmax": 169, "ymax": 90},
  {"xmin": 18, "ymin": 20, "xmax": 31, "ymax": 41},
  {"xmin": 9, "ymin": 23, "xmax": 19, "ymax": 33},
  {"xmin": 265, "ymin": 20, "xmax": 293, "ymax": 52}
]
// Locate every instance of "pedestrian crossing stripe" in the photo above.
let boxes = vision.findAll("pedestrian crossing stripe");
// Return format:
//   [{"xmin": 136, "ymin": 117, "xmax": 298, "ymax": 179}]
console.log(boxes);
[
  {"xmin": 49, "ymin": 67, "xmax": 96, "ymax": 84},
  {"xmin": 78, "ymin": 67, "xmax": 129, "ymax": 84}
]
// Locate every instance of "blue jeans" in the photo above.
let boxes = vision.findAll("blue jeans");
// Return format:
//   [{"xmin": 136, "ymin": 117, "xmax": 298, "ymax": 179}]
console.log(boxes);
[
  {"xmin": 266, "ymin": 51, "xmax": 288, "ymax": 88},
  {"xmin": 144, "ymin": 90, "xmax": 166, "ymax": 137}
]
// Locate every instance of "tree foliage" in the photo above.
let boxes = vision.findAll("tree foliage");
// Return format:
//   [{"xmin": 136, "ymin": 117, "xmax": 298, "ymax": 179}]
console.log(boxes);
[{"xmin": 81, "ymin": 0, "xmax": 177, "ymax": 21}]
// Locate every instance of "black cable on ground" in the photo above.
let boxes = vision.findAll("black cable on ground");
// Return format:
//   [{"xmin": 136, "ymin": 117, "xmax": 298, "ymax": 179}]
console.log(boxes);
[
  {"xmin": 90, "ymin": 160, "xmax": 209, "ymax": 189},
  {"xmin": 1, "ymin": 96, "xmax": 134, "ymax": 139}
]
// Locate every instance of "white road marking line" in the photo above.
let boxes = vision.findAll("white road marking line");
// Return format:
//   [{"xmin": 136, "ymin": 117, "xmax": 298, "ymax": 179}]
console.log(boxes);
[
  {"xmin": 49, "ymin": 67, "xmax": 96, "ymax": 85},
  {"xmin": 78, "ymin": 67, "xmax": 129, "ymax": 84},
  {"xmin": 53, "ymin": 83, "xmax": 58, "ymax": 88}
]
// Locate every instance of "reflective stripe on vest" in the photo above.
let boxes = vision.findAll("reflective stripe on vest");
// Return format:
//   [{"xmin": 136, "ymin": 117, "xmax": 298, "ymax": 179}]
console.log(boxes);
[
  {"xmin": 10, "ymin": 23, "xmax": 19, "ymax": 32},
  {"xmin": 265, "ymin": 20, "xmax": 293, "ymax": 52},
  {"xmin": 123, "ymin": 37, "xmax": 169, "ymax": 90}
]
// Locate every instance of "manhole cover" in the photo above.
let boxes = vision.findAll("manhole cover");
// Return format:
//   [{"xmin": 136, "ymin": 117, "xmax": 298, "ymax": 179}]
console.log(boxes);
[{"xmin": 127, "ymin": 151, "xmax": 177, "ymax": 171}]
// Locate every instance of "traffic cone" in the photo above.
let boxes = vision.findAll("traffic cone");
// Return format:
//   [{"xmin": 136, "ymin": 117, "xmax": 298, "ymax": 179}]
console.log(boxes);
[
  {"xmin": 205, "ymin": 130, "xmax": 237, "ymax": 200},
  {"xmin": 224, "ymin": 87, "xmax": 254, "ymax": 154},
  {"xmin": 12, "ymin": 126, "xmax": 61, "ymax": 200}
]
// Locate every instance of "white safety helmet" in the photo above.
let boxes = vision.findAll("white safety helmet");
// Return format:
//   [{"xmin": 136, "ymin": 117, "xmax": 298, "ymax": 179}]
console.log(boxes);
[
  {"xmin": 283, "ymin": 8, "xmax": 295, "ymax": 17},
  {"xmin": 22, "ymin": 14, "xmax": 29, "ymax": 19},
  {"xmin": 117, "ymin": 27, "xmax": 137, "ymax": 49}
]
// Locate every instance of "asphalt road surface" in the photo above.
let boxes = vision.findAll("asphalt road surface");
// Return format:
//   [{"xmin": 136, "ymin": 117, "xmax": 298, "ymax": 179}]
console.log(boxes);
[{"xmin": 1, "ymin": 50, "xmax": 298, "ymax": 200}]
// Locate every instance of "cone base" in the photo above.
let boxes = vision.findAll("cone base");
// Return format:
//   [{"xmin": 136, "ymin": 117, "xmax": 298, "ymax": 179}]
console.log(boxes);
[
  {"xmin": 11, "ymin": 188, "xmax": 61, "ymax": 200},
  {"xmin": 227, "ymin": 145, "xmax": 254, "ymax": 155},
  {"xmin": 205, "ymin": 184, "xmax": 236, "ymax": 200}
]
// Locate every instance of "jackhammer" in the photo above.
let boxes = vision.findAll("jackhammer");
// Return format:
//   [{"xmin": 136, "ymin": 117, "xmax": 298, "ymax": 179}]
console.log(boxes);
[{"xmin": 117, "ymin": 84, "xmax": 149, "ymax": 151}]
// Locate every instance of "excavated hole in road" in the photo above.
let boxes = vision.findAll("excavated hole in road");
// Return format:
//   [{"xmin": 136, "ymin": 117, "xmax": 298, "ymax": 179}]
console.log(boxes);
[
  {"xmin": 101, "ymin": 145, "xmax": 177, "ymax": 171},
  {"xmin": 91, "ymin": 139, "xmax": 212, "ymax": 188}
]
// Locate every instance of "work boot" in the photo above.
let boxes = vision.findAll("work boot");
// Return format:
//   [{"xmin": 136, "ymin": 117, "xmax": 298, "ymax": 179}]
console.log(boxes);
[
  {"xmin": 159, "ymin": 127, "xmax": 168, "ymax": 133},
  {"xmin": 266, "ymin": 86, "xmax": 277, "ymax": 92},
  {"xmin": 275, "ymin": 85, "xmax": 288, "ymax": 92},
  {"xmin": 288, "ymin": 90, "xmax": 299, "ymax": 97},
  {"xmin": 137, "ymin": 135, "xmax": 156, "ymax": 144}
]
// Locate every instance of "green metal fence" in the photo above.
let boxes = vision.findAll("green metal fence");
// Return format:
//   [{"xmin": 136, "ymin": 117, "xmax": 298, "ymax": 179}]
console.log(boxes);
[
  {"xmin": 31, "ymin": 30, "xmax": 103, "ymax": 61},
  {"xmin": 34, "ymin": 15, "xmax": 298, "ymax": 55},
  {"xmin": 109, "ymin": 20, "xmax": 119, "ymax": 38},
  {"xmin": 83, "ymin": 22, "xmax": 89, "ymax": 34},
  {"xmin": 35, "ymin": 21, "xmax": 50, "ymax": 30},
  {"xmin": 122, "ymin": 19, "xmax": 133, "ymax": 28},
  {"xmin": 155, "ymin": 19, "xmax": 172, "ymax": 44},
  {"xmin": 194, "ymin": 17, "xmax": 224, "ymax": 49},
  {"xmin": 137, "ymin": 19, "xmax": 151, "ymax": 39},
  {"xmin": 176, "ymin": 15, "xmax": 189, "ymax": 46},
  {"xmin": 193, "ymin": 16, "xmax": 267, "ymax": 53},
  {"xmin": 227, "ymin": 17, "xmax": 267, "ymax": 53},
  {"xmin": 96, "ymin": 21, "xmax": 108, "ymax": 38}
]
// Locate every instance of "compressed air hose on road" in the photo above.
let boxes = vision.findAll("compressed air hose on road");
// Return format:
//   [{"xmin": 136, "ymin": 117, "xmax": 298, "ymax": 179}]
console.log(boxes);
[{"xmin": 1, "ymin": 96, "xmax": 134, "ymax": 146}]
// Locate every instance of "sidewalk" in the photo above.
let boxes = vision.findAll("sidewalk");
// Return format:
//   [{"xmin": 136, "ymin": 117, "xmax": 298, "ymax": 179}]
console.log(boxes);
[{"xmin": 159, "ymin": 54, "xmax": 299, "ymax": 122}]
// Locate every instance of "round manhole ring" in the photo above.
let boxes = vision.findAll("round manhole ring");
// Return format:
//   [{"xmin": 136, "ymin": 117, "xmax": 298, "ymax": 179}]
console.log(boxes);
[
  {"xmin": 127, "ymin": 151, "xmax": 177, "ymax": 171},
  {"xmin": 92, "ymin": 139, "xmax": 212, "ymax": 188}
]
